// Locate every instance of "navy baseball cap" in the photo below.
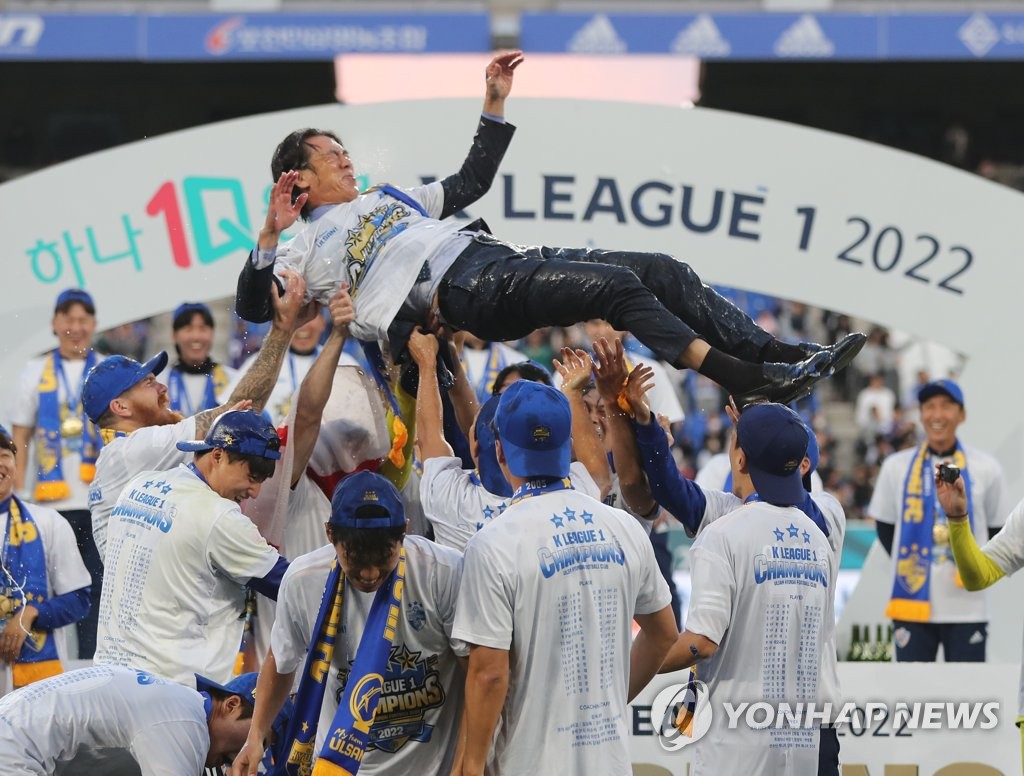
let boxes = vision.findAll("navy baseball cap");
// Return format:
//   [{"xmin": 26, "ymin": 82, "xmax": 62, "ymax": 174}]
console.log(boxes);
[
  {"xmin": 55, "ymin": 288, "xmax": 94, "ymax": 312},
  {"xmin": 329, "ymin": 470, "xmax": 406, "ymax": 529},
  {"xmin": 474, "ymin": 396, "xmax": 512, "ymax": 497},
  {"xmin": 83, "ymin": 351, "xmax": 169, "ymax": 424},
  {"xmin": 918, "ymin": 378, "xmax": 964, "ymax": 407},
  {"xmin": 738, "ymin": 403, "xmax": 809, "ymax": 506},
  {"xmin": 494, "ymin": 381, "xmax": 572, "ymax": 479},
  {"xmin": 195, "ymin": 672, "xmax": 294, "ymax": 758},
  {"xmin": 177, "ymin": 410, "xmax": 281, "ymax": 460},
  {"xmin": 172, "ymin": 302, "xmax": 214, "ymax": 330}
]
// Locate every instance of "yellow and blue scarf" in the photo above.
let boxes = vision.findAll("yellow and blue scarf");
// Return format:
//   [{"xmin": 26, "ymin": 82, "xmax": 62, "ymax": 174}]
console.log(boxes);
[
  {"xmin": 167, "ymin": 363, "xmax": 229, "ymax": 415},
  {"xmin": 476, "ymin": 343, "xmax": 508, "ymax": 402},
  {"xmin": 886, "ymin": 442, "xmax": 973, "ymax": 622},
  {"xmin": 280, "ymin": 549, "xmax": 406, "ymax": 776},
  {"xmin": 35, "ymin": 350, "xmax": 100, "ymax": 502},
  {"xmin": 0, "ymin": 496, "xmax": 62, "ymax": 687}
]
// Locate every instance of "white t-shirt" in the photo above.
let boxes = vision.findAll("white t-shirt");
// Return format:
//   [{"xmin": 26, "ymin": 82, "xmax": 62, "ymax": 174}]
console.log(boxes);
[
  {"xmin": 94, "ymin": 464, "xmax": 280, "ymax": 685},
  {"xmin": 0, "ymin": 665, "xmax": 210, "ymax": 775},
  {"xmin": 419, "ymin": 456, "xmax": 600, "ymax": 552},
  {"xmin": 9, "ymin": 354, "xmax": 104, "ymax": 512},
  {"xmin": 158, "ymin": 364, "xmax": 238, "ymax": 416},
  {"xmin": 692, "ymin": 488, "xmax": 847, "ymax": 721},
  {"xmin": 973, "ymin": 498, "xmax": 1024, "ymax": 716},
  {"xmin": 272, "ymin": 183, "xmax": 472, "ymax": 343},
  {"xmin": 869, "ymin": 444, "xmax": 1008, "ymax": 622},
  {"xmin": 686, "ymin": 502, "xmax": 837, "ymax": 776},
  {"xmin": 452, "ymin": 487, "xmax": 671, "ymax": 775},
  {"xmin": 695, "ymin": 452, "xmax": 823, "ymax": 494},
  {"xmin": 88, "ymin": 416, "xmax": 197, "ymax": 562},
  {"xmin": 0, "ymin": 501, "xmax": 92, "ymax": 679},
  {"xmin": 271, "ymin": 536, "xmax": 465, "ymax": 774}
]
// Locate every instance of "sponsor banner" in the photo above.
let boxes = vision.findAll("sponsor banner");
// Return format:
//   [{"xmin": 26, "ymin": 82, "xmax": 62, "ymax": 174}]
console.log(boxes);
[
  {"xmin": 1, "ymin": 99, "xmax": 1023, "ymax": 497},
  {"xmin": 521, "ymin": 11, "xmax": 1024, "ymax": 60},
  {"xmin": 0, "ymin": 14, "xmax": 137, "ymax": 60},
  {"xmin": 145, "ymin": 13, "xmax": 490, "ymax": 60},
  {"xmin": 0, "ymin": 12, "xmax": 489, "ymax": 61},
  {"xmin": 632, "ymin": 662, "xmax": 1019, "ymax": 773}
]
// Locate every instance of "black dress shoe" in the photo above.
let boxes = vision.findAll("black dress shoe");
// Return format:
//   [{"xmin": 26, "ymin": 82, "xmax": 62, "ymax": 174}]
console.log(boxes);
[
  {"xmin": 734, "ymin": 351, "xmax": 833, "ymax": 408},
  {"xmin": 823, "ymin": 332, "xmax": 867, "ymax": 376}
]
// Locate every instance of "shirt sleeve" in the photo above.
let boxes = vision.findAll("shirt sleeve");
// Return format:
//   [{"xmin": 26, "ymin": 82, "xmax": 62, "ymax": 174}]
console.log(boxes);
[
  {"xmin": 9, "ymin": 359, "xmax": 42, "ymax": 428},
  {"xmin": 683, "ymin": 530, "xmax": 736, "ymax": 643},
  {"xmin": 634, "ymin": 418, "xmax": 707, "ymax": 535},
  {"xmin": 867, "ymin": 455, "xmax": 901, "ymax": 524},
  {"xmin": 206, "ymin": 507, "xmax": 281, "ymax": 583},
  {"xmin": 131, "ymin": 720, "xmax": 208, "ymax": 776},
  {"xmin": 632, "ymin": 525, "xmax": 673, "ymax": 616},
  {"xmin": 979, "ymin": 498, "xmax": 1024, "ymax": 577},
  {"xmin": 568, "ymin": 461, "xmax": 600, "ymax": 499},
  {"xmin": 430, "ymin": 545, "xmax": 468, "ymax": 656},
  {"xmin": 451, "ymin": 536, "xmax": 513, "ymax": 650},
  {"xmin": 271, "ymin": 566, "xmax": 317, "ymax": 674},
  {"xmin": 419, "ymin": 457, "xmax": 478, "ymax": 551}
]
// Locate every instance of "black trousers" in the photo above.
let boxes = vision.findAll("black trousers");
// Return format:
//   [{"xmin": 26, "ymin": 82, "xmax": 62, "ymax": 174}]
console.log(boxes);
[
  {"xmin": 437, "ymin": 235, "xmax": 772, "ymax": 366},
  {"xmin": 59, "ymin": 508, "xmax": 102, "ymax": 659}
]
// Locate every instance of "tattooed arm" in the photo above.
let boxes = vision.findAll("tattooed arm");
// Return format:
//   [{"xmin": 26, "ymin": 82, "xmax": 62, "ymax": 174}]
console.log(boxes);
[{"xmin": 194, "ymin": 270, "xmax": 313, "ymax": 438}]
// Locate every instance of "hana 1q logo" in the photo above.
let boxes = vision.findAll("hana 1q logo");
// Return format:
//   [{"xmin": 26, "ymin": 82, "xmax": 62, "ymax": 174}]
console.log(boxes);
[{"xmin": 650, "ymin": 677, "xmax": 713, "ymax": 752}]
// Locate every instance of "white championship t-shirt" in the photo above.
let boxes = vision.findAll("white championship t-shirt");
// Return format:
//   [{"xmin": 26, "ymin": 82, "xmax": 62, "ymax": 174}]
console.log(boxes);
[
  {"xmin": 94, "ymin": 464, "xmax": 279, "ymax": 685},
  {"xmin": 88, "ymin": 416, "xmax": 197, "ymax": 562},
  {"xmin": 273, "ymin": 182, "xmax": 472, "ymax": 344},
  {"xmin": 869, "ymin": 444, "xmax": 1008, "ymax": 622},
  {"xmin": 452, "ymin": 486, "xmax": 671, "ymax": 775},
  {"xmin": 10, "ymin": 354, "xmax": 105, "ymax": 512},
  {"xmin": 686, "ymin": 501, "xmax": 837, "ymax": 776},
  {"xmin": 0, "ymin": 665, "xmax": 210, "ymax": 776},
  {"xmin": 272, "ymin": 536, "xmax": 465, "ymax": 774},
  {"xmin": 692, "ymin": 488, "xmax": 847, "ymax": 721},
  {"xmin": 419, "ymin": 457, "xmax": 600, "ymax": 552},
  {"xmin": 695, "ymin": 452, "xmax": 824, "ymax": 494}
]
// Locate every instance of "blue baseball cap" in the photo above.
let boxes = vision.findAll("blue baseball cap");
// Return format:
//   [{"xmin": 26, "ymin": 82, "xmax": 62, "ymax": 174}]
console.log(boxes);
[
  {"xmin": 474, "ymin": 396, "xmax": 512, "ymax": 497},
  {"xmin": 803, "ymin": 421, "xmax": 819, "ymax": 473},
  {"xmin": 329, "ymin": 470, "xmax": 406, "ymax": 529},
  {"xmin": 177, "ymin": 410, "xmax": 281, "ymax": 460},
  {"xmin": 738, "ymin": 403, "xmax": 809, "ymax": 506},
  {"xmin": 918, "ymin": 378, "xmax": 964, "ymax": 407},
  {"xmin": 83, "ymin": 351, "xmax": 169, "ymax": 424},
  {"xmin": 494, "ymin": 381, "xmax": 572, "ymax": 479},
  {"xmin": 195, "ymin": 672, "xmax": 294, "ymax": 760},
  {"xmin": 172, "ymin": 302, "xmax": 214, "ymax": 330},
  {"xmin": 55, "ymin": 288, "xmax": 95, "ymax": 313}
]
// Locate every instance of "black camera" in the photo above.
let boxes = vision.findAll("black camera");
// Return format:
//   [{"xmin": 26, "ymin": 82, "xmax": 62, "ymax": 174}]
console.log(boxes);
[{"xmin": 936, "ymin": 463, "xmax": 961, "ymax": 484}]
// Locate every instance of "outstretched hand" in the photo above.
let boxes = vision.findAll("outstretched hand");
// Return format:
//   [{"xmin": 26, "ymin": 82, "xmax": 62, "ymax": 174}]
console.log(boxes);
[
  {"xmin": 261, "ymin": 170, "xmax": 308, "ymax": 242},
  {"xmin": 936, "ymin": 471, "xmax": 968, "ymax": 520},
  {"xmin": 554, "ymin": 347, "xmax": 594, "ymax": 393},
  {"xmin": 484, "ymin": 50, "xmax": 524, "ymax": 106},
  {"xmin": 624, "ymin": 364, "xmax": 656, "ymax": 426},
  {"xmin": 592, "ymin": 337, "xmax": 628, "ymax": 401}
]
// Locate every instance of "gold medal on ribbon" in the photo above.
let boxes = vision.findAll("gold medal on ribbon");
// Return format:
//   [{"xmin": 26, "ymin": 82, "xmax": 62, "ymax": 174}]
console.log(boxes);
[
  {"xmin": 933, "ymin": 523, "xmax": 950, "ymax": 547},
  {"xmin": 60, "ymin": 416, "xmax": 84, "ymax": 438}
]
